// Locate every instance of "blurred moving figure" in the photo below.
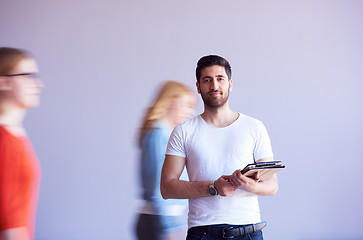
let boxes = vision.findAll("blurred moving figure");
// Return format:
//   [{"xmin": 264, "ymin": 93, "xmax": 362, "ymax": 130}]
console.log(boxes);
[
  {"xmin": 0, "ymin": 48, "xmax": 44, "ymax": 240},
  {"xmin": 136, "ymin": 81, "xmax": 196, "ymax": 240}
]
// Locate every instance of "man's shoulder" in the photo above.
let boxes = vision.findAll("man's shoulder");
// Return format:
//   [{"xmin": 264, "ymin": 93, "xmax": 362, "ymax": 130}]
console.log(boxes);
[
  {"xmin": 237, "ymin": 113, "xmax": 263, "ymax": 126},
  {"xmin": 171, "ymin": 115, "xmax": 202, "ymax": 137},
  {"xmin": 0, "ymin": 126, "xmax": 19, "ymax": 145},
  {"xmin": 177, "ymin": 115, "xmax": 201, "ymax": 128}
]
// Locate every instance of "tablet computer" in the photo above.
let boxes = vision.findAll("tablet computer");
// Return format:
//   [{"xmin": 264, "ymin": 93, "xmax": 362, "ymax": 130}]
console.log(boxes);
[{"xmin": 241, "ymin": 161, "xmax": 285, "ymax": 181}]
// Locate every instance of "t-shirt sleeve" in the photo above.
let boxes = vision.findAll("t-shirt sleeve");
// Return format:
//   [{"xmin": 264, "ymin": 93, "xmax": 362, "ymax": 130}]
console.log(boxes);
[
  {"xmin": 166, "ymin": 124, "xmax": 186, "ymax": 158},
  {"xmin": 253, "ymin": 121, "xmax": 274, "ymax": 161}
]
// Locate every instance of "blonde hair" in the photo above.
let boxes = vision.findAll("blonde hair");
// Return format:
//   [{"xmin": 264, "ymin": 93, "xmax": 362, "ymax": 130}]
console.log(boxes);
[{"xmin": 138, "ymin": 81, "xmax": 193, "ymax": 147}]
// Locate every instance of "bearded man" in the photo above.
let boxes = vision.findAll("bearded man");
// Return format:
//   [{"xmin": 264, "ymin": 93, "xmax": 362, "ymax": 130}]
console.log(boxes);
[{"xmin": 161, "ymin": 55, "xmax": 279, "ymax": 240}]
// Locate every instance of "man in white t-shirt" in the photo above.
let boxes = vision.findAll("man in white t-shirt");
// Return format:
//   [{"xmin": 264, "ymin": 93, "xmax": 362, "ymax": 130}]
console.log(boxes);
[{"xmin": 160, "ymin": 55, "xmax": 279, "ymax": 240}]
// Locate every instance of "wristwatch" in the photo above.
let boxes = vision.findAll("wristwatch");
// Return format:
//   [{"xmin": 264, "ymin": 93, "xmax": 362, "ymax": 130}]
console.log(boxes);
[{"xmin": 208, "ymin": 181, "xmax": 218, "ymax": 196}]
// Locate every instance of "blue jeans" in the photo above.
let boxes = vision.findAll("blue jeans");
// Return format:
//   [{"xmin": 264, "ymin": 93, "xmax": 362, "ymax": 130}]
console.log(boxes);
[{"xmin": 186, "ymin": 224, "xmax": 264, "ymax": 240}]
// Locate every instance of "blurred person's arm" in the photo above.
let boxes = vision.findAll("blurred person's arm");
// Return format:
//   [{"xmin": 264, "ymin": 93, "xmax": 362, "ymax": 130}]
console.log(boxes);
[
  {"xmin": 0, "ymin": 227, "xmax": 30, "ymax": 240},
  {"xmin": 140, "ymin": 128, "xmax": 166, "ymax": 201},
  {"xmin": 160, "ymin": 155, "xmax": 236, "ymax": 199}
]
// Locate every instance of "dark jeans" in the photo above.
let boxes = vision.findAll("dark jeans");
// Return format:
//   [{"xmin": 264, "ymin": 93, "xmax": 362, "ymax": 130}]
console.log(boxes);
[
  {"xmin": 135, "ymin": 214, "xmax": 165, "ymax": 240},
  {"xmin": 186, "ymin": 224, "xmax": 264, "ymax": 240}
]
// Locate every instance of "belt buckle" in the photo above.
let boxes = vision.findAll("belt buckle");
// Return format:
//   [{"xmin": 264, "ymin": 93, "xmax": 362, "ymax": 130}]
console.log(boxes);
[{"xmin": 222, "ymin": 227, "xmax": 234, "ymax": 239}]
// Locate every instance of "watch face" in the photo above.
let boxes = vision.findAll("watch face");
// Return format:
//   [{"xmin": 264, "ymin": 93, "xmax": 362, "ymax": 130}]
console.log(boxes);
[{"xmin": 209, "ymin": 187, "xmax": 217, "ymax": 196}]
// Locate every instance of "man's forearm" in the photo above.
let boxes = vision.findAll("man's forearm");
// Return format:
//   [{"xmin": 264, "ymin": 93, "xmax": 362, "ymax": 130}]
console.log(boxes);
[
  {"xmin": 253, "ymin": 174, "xmax": 279, "ymax": 196},
  {"xmin": 161, "ymin": 179, "xmax": 210, "ymax": 199}
]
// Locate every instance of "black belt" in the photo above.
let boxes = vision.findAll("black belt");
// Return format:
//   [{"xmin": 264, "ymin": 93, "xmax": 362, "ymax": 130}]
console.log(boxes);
[{"xmin": 191, "ymin": 222, "xmax": 266, "ymax": 239}]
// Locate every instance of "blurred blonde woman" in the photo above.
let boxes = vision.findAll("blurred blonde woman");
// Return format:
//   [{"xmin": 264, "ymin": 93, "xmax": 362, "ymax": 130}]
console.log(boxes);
[
  {"xmin": 136, "ymin": 81, "xmax": 196, "ymax": 240},
  {"xmin": 0, "ymin": 47, "xmax": 44, "ymax": 240}
]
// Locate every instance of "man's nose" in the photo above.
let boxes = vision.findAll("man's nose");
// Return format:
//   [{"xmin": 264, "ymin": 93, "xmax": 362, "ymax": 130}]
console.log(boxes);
[{"xmin": 210, "ymin": 79, "xmax": 218, "ymax": 90}]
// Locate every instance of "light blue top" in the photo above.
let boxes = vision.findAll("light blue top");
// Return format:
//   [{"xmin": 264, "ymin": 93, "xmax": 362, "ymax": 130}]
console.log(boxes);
[{"xmin": 139, "ymin": 120, "xmax": 188, "ymax": 216}]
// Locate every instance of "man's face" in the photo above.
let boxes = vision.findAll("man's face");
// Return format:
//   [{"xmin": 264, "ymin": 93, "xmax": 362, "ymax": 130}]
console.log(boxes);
[
  {"xmin": 196, "ymin": 65, "xmax": 232, "ymax": 108},
  {"xmin": 1, "ymin": 58, "xmax": 44, "ymax": 109}
]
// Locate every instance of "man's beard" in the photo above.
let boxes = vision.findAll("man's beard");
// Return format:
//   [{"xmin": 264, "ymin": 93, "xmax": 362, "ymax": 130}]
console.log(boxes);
[{"xmin": 200, "ymin": 87, "xmax": 230, "ymax": 109}]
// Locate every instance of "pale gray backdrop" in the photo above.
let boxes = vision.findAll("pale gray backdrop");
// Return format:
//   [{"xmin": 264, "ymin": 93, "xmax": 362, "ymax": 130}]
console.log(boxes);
[{"xmin": 1, "ymin": 0, "xmax": 362, "ymax": 239}]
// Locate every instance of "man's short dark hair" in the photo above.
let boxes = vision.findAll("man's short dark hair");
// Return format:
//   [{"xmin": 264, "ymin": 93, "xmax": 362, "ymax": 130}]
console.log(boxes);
[{"xmin": 196, "ymin": 55, "xmax": 232, "ymax": 82}]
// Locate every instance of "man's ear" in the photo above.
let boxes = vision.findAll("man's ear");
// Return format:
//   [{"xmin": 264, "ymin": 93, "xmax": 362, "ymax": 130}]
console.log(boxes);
[
  {"xmin": 0, "ymin": 76, "xmax": 12, "ymax": 91},
  {"xmin": 229, "ymin": 79, "xmax": 233, "ymax": 92},
  {"xmin": 196, "ymin": 81, "xmax": 201, "ymax": 94}
]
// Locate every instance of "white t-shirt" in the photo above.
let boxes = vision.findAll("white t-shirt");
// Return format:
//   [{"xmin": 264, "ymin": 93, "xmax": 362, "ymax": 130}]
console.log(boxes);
[{"xmin": 166, "ymin": 114, "xmax": 273, "ymax": 228}]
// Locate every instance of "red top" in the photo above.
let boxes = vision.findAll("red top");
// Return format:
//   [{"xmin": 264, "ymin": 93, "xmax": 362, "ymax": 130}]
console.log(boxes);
[{"xmin": 0, "ymin": 126, "xmax": 41, "ymax": 239}]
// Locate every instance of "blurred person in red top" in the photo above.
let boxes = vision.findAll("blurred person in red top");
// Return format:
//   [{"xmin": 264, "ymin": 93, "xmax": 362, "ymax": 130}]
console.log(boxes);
[{"xmin": 0, "ymin": 47, "xmax": 44, "ymax": 240}]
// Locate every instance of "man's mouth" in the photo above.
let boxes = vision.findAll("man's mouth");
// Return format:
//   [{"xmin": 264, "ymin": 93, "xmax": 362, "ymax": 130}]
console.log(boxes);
[{"xmin": 208, "ymin": 91, "xmax": 221, "ymax": 96}]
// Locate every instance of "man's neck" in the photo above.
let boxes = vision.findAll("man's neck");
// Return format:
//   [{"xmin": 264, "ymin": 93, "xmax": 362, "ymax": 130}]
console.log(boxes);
[
  {"xmin": 0, "ymin": 105, "xmax": 27, "ymax": 136},
  {"xmin": 201, "ymin": 103, "xmax": 239, "ymax": 128},
  {"xmin": 0, "ymin": 104, "xmax": 26, "ymax": 127}
]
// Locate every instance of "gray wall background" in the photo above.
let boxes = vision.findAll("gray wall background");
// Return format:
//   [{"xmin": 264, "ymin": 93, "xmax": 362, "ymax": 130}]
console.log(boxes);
[{"xmin": 1, "ymin": 0, "xmax": 362, "ymax": 239}]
